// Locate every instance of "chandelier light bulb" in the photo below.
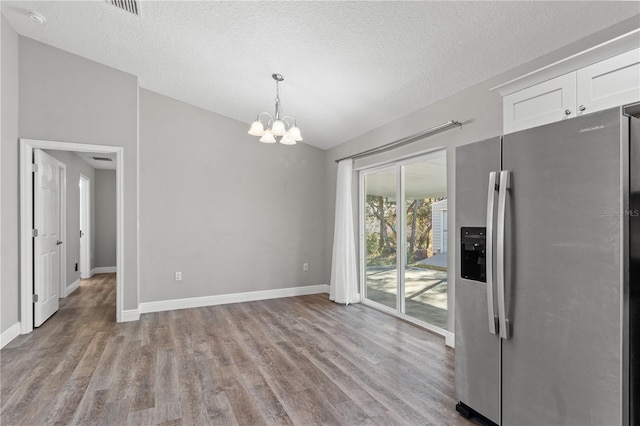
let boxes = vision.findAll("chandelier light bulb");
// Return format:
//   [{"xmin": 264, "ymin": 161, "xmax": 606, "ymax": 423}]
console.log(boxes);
[
  {"xmin": 280, "ymin": 133, "xmax": 296, "ymax": 145},
  {"xmin": 259, "ymin": 130, "xmax": 276, "ymax": 144},
  {"xmin": 288, "ymin": 126, "xmax": 303, "ymax": 142},
  {"xmin": 271, "ymin": 120, "xmax": 286, "ymax": 136},
  {"xmin": 248, "ymin": 120, "xmax": 265, "ymax": 136}
]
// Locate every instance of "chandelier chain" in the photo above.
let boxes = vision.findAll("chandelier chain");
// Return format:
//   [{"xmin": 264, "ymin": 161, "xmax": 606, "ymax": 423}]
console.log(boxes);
[{"xmin": 275, "ymin": 80, "xmax": 282, "ymax": 119}]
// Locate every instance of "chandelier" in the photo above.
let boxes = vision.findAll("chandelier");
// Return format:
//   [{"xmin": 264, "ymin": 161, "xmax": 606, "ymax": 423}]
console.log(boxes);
[{"xmin": 248, "ymin": 74, "xmax": 303, "ymax": 145}]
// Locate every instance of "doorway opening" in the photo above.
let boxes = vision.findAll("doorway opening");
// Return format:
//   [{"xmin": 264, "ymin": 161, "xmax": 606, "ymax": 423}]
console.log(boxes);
[
  {"xmin": 359, "ymin": 149, "xmax": 449, "ymax": 335},
  {"xmin": 20, "ymin": 139, "xmax": 125, "ymax": 334}
]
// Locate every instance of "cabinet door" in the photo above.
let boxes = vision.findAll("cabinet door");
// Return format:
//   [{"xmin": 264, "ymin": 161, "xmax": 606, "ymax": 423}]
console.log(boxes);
[
  {"xmin": 577, "ymin": 48, "xmax": 640, "ymax": 116},
  {"xmin": 503, "ymin": 73, "xmax": 576, "ymax": 134}
]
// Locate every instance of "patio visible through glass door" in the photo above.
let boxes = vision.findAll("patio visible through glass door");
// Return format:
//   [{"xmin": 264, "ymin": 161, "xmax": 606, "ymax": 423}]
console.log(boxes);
[
  {"xmin": 362, "ymin": 150, "xmax": 448, "ymax": 332},
  {"xmin": 402, "ymin": 156, "xmax": 448, "ymax": 329},
  {"xmin": 363, "ymin": 167, "xmax": 397, "ymax": 310}
]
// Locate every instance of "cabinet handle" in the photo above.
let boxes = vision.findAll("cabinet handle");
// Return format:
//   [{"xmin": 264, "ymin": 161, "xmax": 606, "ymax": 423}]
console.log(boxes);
[
  {"xmin": 564, "ymin": 109, "xmax": 572, "ymax": 116},
  {"xmin": 578, "ymin": 105, "xmax": 586, "ymax": 112}
]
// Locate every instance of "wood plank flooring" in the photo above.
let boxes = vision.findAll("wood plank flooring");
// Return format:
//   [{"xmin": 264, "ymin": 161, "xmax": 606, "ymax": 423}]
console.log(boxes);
[{"xmin": 1, "ymin": 274, "xmax": 473, "ymax": 425}]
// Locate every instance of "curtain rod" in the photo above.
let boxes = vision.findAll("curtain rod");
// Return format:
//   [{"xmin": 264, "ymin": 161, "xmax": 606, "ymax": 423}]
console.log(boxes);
[{"xmin": 334, "ymin": 120, "xmax": 462, "ymax": 163}]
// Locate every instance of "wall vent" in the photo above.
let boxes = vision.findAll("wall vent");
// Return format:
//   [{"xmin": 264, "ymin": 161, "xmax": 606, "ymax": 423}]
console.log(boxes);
[
  {"xmin": 106, "ymin": 0, "xmax": 140, "ymax": 16},
  {"xmin": 92, "ymin": 156, "xmax": 113, "ymax": 162}
]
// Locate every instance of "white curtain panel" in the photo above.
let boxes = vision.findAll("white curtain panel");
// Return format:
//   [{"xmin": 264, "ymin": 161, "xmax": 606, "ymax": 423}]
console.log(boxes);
[{"xmin": 330, "ymin": 160, "xmax": 359, "ymax": 305}]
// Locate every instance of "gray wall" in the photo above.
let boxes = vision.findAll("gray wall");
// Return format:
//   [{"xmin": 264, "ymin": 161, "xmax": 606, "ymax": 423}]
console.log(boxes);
[
  {"xmin": 1, "ymin": 16, "xmax": 20, "ymax": 334},
  {"xmin": 44, "ymin": 150, "xmax": 96, "ymax": 288},
  {"xmin": 18, "ymin": 37, "xmax": 139, "ymax": 310},
  {"xmin": 4, "ymin": 35, "xmax": 328, "ymax": 326},
  {"xmin": 95, "ymin": 169, "xmax": 117, "ymax": 268},
  {"xmin": 139, "ymin": 89, "xmax": 327, "ymax": 302},
  {"xmin": 324, "ymin": 17, "xmax": 640, "ymax": 333}
]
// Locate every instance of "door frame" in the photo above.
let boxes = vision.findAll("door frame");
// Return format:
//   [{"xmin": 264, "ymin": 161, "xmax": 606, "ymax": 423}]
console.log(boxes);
[
  {"xmin": 79, "ymin": 173, "xmax": 91, "ymax": 279},
  {"xmin": 358, "ymin": 150, "xmax": 449, "ymax": 337},
  {"xmin": 20, "ymin": 139, "xmax": 125, "ymax": 333}
]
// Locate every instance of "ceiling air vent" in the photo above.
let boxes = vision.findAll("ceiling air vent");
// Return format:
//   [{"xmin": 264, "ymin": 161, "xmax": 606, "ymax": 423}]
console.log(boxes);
[
  {"xmin": 106, "ymin": 0, "xmax": 140, "ymax": 16},
  {"xmin": 92, "ymin": 156, "xmax": 113, "ymax": 162}
]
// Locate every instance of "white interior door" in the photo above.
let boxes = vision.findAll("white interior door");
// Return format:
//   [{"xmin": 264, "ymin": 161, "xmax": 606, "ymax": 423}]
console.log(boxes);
[
  {"xmin": 34, "ymin": 149, "xmax": 63, "ymax": 327},
  {"xmin": 79, "ymin": 175, "xmax": 90, "ymax": 279}
]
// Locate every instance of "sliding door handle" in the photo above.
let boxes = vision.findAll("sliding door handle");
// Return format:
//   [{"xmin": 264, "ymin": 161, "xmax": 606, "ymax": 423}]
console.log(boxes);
[
  {"xmin": 497, "ymin": 170, "xmax": 510, "ymax": 340},
  {"xmin": 486, "ymin": 171, "xmax": 498, "ymax": 335}
]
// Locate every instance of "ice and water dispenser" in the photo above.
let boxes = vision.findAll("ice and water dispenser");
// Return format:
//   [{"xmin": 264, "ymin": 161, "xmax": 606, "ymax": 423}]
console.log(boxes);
[{"xmin": 460, "ymin": 227, "xmax": 486, "ymax": 282}]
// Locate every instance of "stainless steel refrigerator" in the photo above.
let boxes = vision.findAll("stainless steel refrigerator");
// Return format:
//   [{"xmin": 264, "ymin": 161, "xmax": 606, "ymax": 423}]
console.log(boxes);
[{"xmin": 454, "ymin": 104, "xmax": 640, "ymax": 426}]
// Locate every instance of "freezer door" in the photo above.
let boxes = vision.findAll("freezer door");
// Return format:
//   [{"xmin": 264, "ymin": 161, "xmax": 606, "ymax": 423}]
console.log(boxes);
[
  {"xmin": 501, "ymin": 108, "xmax": 623, "ymax": 425},
  {"xmin": 455, "ymin": 136, "xmax": 501, "ymax": 424}
]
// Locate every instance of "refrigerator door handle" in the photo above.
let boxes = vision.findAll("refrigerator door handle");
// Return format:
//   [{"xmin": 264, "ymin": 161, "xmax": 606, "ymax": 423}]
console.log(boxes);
[
  {"xmin": 486, "ymin": 171, "xmax": 498, "ymax": 335},
  {"xmin": 497, "ymin": 170, "xmax": 511, "ymax": 340}
]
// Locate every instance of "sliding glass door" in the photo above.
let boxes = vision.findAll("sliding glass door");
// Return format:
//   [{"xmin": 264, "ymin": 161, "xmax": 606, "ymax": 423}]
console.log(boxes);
[{"xmin": 361, "ymin": 150, "xmax": 448, "ymax": 332}]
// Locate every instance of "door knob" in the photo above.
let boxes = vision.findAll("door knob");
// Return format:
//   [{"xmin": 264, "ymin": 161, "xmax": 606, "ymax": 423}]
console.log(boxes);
[{"xmin": 56, "ymin": 240, "xmax": 63, "ymax": 245}]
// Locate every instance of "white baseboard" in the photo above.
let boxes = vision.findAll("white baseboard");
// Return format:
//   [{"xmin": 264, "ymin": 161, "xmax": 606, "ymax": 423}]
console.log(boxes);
[
  {"xmin": 64, "ymin": 278, "xmax": 80, "ymax": 297},
  {"xmin": 93, "ymin": 266, "xmax": 116, "ymax": 274},
  {"xmin": 445, "ymin": 331, "xmax": 455, "ymax": 348},
  {"xmin": 1, "ymin": 322, "xmax": 21, "ymax": 349},
  {"xmin": 139, "ymin": 284, "xmax": 330, "ymax": 315},
  {"xmin": 121, "ymin": 309, "xmax": 140, "ymax": 322}
]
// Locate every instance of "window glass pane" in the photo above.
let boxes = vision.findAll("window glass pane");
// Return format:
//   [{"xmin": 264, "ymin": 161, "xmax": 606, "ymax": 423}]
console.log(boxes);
[
  {"xmin": 364, "ymin": 168, "xmax": 397, "ymax": 310},
  {"xmin": 403, "ymin": 152, "xmax": 448, "ymax": 329}
]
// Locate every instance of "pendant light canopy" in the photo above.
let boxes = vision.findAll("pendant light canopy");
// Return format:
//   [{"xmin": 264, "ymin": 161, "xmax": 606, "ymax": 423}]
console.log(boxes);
[{"xmin": 248, "ymin": 74, "xmax": 303, "ymax": 145}]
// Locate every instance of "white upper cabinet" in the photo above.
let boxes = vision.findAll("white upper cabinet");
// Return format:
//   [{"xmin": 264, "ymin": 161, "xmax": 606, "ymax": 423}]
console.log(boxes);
[
  {"xmin": 503, "ymin": 73, "xmax": 576, "ymax": 134},
  {"xmin": 576, "ymin": 48, "xmax": 640, "ymax": 116},
  {"xmin": 494, "ymin": 30, "xmax": 640, "ymax": 134}
]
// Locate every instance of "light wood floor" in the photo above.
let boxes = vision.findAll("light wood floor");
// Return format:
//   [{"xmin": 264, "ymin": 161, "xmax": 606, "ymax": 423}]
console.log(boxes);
[{"xmin": 1, "ymin": 274, "xmax": 472, "ymax": 425}]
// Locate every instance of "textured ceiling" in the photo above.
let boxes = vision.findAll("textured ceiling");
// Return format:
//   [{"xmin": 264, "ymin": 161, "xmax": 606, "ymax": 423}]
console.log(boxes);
[{"xmin": 2, "ymin": 1, "xmax": 639, "ymax": 149}]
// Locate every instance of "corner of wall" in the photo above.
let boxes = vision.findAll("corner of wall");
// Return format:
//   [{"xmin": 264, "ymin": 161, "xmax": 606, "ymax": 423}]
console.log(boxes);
[
  {"xmin": 1, "ymin": 13, "xmax": 21, "ymax": 335},
  {"xmin": 135, "ymin": 79, "xmax": 141, "ymax": 312}
]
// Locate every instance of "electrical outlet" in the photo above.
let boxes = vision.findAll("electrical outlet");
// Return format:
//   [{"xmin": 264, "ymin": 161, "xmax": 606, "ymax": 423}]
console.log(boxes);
[
  {"xmin": 303, "ymin": 263, "xmax": 309, "ymax": 272},
  {"xmin": 175, "ymin": 271, "xmax": 182, "ymax": 281}
]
